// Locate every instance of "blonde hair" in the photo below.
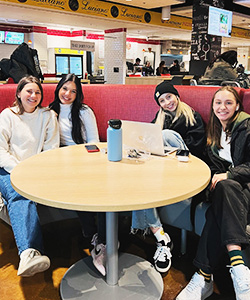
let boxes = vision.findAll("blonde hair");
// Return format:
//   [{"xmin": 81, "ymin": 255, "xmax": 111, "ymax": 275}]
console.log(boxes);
[{"xmin": 155, "ymin": 96, "xmax": 196, "ymax": 128}]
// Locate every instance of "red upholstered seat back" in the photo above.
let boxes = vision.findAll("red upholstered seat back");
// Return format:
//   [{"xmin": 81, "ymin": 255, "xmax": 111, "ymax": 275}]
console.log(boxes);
[
  {"xmin": 82, "ymin": 84, "xmax": 158, "ymax": 141},
  {"xmin": 0, "ymin": 83, "xmax": 248, "ymax": 142}
]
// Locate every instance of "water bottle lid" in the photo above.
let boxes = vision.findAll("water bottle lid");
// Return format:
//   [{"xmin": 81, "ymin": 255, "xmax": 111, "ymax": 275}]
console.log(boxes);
[{"xmin": 108, "ymin": 119, "xmax": 122, "ymax": 129}]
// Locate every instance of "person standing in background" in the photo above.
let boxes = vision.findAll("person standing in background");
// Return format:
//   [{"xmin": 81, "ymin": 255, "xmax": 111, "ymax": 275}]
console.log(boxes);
[
  {"xmin": 144, "ymin": 61, "xmax": 154, "ymax": 76},
  {"xmin": 169, "ymin": 60, "xmax": 180, "ymax": 74},
  {"xmin": 156, "ymin": 61, "xmax": 169, "ymax": 76}
]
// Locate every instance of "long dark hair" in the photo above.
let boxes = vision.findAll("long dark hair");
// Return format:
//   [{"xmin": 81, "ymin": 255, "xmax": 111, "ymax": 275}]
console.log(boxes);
[
  {"xmin": 13, "ymin": 75, "xmax": 43, "ymax": 114},
  {"xmin": 207, "ymin": 86, "xmax": 243, "ymax": 148},
  {"xmin": 49, "ymin": 73, "xmax": 86, "ymax": 144},
  {"xmin": 159, "ymin": 61, "xmax": 165, "ymax": 74}
]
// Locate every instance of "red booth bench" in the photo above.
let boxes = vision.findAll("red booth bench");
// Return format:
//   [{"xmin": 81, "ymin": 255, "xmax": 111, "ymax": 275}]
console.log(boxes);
[{"xmin": 1, "ymin": 83, "xmax": 250, "ymax": 260}]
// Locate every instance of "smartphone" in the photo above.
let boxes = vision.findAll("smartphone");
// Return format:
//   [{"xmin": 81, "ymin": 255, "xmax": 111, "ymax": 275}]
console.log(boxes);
[
  {"xmin": 176, "ymin": 149, "xmax": 190, "ymax": 162},
  {"xmin": 85, "ymin": 145, "xmax": 100, "ymax": 153},
  {"xmin": 176, "ymin": 149, "xmax": 190, "ymax": 157}
]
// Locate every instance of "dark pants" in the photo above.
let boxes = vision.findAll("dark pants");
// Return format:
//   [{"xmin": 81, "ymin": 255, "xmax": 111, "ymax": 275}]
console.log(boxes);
[
  {"xmin": 77, "ymin": 211, "xmax": 106, "ymax": 244},
  {"xmin": 194, "ymin": 179, "xmax": 250, "ymax": 273}
]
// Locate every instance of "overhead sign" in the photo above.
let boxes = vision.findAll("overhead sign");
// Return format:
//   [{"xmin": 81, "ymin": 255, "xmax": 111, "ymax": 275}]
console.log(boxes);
[
  {"xmin": 70, "ymin": 40, "xmax": 95, "ymax": 52},
  {"xmin": 1, "ymin": 0, "xmax": 250, "ymax": 39},
  {"xmin": 1, "ymin": 0, "xmax": 192, "ymax": 29},
  {"xmin": 54, "ymin": 48, "xmax": 84, "ymax": 54}
]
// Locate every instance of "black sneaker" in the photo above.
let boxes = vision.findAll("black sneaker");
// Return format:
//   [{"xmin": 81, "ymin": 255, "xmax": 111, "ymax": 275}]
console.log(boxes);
[{"xmin": 153, "ymin": 239, "xmax": 172, "ymax": 273}]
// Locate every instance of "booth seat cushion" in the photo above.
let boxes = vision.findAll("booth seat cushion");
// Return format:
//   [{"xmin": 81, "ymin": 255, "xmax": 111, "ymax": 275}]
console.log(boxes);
[
  {"xmin": 158, "ymin": 198, "xmax": 193, "ymax": 232},
  {"xmin": 194, "ymin": 202, "xmax": 211, "ymax": 236},
  {"xmin": 0, "ymin": 194, "xmax": 78, "ymax": 226}
]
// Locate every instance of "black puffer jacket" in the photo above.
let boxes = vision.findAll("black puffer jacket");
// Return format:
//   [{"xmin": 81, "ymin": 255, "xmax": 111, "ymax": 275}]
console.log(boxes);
[
  {"xmin": 152, "ymin": 111, "xmax": 206, "ymax": 159},
  {"xmin": 0, "ymin": 43, "xmax": 44, "ymax": 83},
  {"xmin": 207, "ymin": 112, "xmax": 250, "ymax": 189}
]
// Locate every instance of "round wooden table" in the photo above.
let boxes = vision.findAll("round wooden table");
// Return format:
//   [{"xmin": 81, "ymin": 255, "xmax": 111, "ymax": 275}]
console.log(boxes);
[{"xmin": 11, "ymin": 143, "xmax": 210, "ymax": 299}]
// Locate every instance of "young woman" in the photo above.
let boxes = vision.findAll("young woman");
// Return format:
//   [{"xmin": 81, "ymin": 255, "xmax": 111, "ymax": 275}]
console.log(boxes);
[
  {"xmin": 177, "ymin": 86, "xmax": 250, "ymax": 300},
  {"xmin": 49, "ymin": 73, "xmax": 99, "ymax": 146},
  {"xmin": 0, "ymin": 76, "xmax": 59, "ymax": 277},
  {"xmin": 49, "ymin": 74, "xmax": 106, "ymax": 276},
  {"xmin": 168, "ymin": 59, "xmax": 180, "ymax": 74},
  {"xmin": 156, "ymin": 61, "xmax": 168, "ymax": 76},
  {"xmin": 132, "ymin": 81, "xmax": 206, "ymax": 273},
  {"xmin": 153, "ymin": 81, "xmax": 206, "ymax": 158}
]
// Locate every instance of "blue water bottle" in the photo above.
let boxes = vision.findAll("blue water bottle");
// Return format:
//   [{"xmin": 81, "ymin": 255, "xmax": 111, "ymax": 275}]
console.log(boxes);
[{"xmin": 107, "ymin": 119, "xmax": 122, "ymax": 162}]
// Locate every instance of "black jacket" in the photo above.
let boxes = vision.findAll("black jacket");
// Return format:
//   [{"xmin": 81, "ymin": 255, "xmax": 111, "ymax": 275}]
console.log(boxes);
[
  {"xmin": 0, "ymin": 43, "xmax": 43, "ymax": 83},
  {"xmin": 152, "ymin": 110, "xmax": 206, "ymax": 159},
  {"xmin": 206, "ymin": 112, "xmax": 250, "ymax": 189}
]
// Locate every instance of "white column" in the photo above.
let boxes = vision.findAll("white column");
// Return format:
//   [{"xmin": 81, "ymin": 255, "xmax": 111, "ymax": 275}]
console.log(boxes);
[
  {"xmin": 104, "ymin": 28, "xmax": 126, "ymax": 84},
  {"xmin": 237, "ymin": 47, "xmax": 249, "ymax": 71}
]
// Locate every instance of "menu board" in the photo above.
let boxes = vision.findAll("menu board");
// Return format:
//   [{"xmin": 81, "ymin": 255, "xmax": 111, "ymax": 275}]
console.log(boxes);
[{"xmin": 4, "ymin": 31, "xmax": 24, "ymax": 45}]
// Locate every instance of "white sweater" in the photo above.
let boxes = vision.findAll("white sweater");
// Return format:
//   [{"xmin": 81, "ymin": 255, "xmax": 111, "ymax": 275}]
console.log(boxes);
[
  {"xmin": 59, "ymin": 104, "xmax": 99, "ymax": 146},
  {"xmin": 0, "ymin": 106, "xmax": 59, "ymax": 173}
]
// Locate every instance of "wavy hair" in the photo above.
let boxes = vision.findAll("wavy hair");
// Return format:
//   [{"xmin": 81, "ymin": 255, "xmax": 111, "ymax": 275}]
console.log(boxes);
[
  {"xmin": 12, "ymin": 75, "xmax": 43, "ymax": 114},
  {"xmin": 207, "ymin": 86, "xmax": 243, "ymax": 148}
]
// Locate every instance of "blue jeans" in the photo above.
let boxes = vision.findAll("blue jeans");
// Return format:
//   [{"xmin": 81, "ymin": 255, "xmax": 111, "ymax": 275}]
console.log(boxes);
[
  {"xmin": 132, "ymin": 208, "xmax": 162, "ymax": 232},
  {"xmin": 0, "ymin": 168, "xmax": 44, "ymax": 255},
  {"xmin": 162, "ymin": 129, "xmax": 188, "ymax": 150},
  {"xmin": 132, "ymin": 130, "xmax": 187, "ymax": 231}
]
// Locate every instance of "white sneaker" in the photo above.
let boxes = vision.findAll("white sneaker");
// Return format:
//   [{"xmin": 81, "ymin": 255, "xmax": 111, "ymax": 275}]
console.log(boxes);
[
  {"xmin": 17, "ymin": 248, "xmax": 50, "ymax": 277},
  {"xmin": 91, "ymin": 243, "xmax": 106, "ymax": 276},
  {"xmin": 153, "ymin": 242, "xmax": 172, "ymax": 273},
  {"xmin": 230, "ymin": 264, "xmax": 250, "ymax": 300},
  {"xmin": 176, "ymin": 272, "xmax": 213, "ymax": 300},
  {"xmin": 153, "ymin": 232, "xmax": 173, "ymax": 273},
  {"xmin": 91, "ymin": 233, "xmax": 106, "ymax": 276}
]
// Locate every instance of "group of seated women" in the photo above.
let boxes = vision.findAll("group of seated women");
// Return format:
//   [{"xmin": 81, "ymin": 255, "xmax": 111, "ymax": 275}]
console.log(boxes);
[{"xmin": 0, "ymin": 74, "xmax": 250, "ymax": 300}]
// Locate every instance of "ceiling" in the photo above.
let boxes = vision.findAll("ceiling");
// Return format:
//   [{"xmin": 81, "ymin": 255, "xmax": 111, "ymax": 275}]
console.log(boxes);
[
  {"xmin": 106, "ymin": 0, "xmax": 185, "ymax": 9},
  {"xmin": 1, "ymin": 0, "xmax": 250, "ymax": 48}
]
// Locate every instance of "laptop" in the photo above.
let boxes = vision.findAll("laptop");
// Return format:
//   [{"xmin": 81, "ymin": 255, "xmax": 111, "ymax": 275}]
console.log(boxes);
[{"xmin": 121, "ymin": 120, "xmax": 178, "ymax": 156}]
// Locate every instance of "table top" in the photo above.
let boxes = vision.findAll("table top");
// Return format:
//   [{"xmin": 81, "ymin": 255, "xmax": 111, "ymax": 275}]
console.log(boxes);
[{"xmin": 11, "ymin": 143, "xmax": 210, "ymax": 212}]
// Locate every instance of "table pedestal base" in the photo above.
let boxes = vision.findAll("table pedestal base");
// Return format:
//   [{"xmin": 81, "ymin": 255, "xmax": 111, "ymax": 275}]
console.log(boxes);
[{"xmin": 60, "ymin": 253, "xmax": 163, "ymax": 299}]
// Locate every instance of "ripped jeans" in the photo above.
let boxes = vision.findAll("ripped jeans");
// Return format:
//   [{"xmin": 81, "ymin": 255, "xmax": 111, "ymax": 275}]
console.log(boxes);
[
  {"xmin": 132, "ymin": 129, "xmax": 187, "ymax": 232},
  {"xmin": 162, "ymin": 129, "xmax": 188, "ymax": 150},
  {"xmin": 132, "ymin": 208, "xmax": 162, "ymax": 233}
]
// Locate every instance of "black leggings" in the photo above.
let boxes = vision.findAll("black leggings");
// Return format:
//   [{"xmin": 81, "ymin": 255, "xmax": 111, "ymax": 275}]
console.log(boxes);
[
  {"xmin": 194, "ymin": 179, "xmax": 250, "ymax": 273},
  {"xmin": 77, "ymin": 211, "xmax": 106, "ymax": 244}
]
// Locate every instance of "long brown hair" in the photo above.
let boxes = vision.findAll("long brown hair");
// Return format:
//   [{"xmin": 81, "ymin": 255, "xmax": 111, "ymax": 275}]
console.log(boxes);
[
  {"xmin": 12, "ymin": 76, "xmax": 43, "ymax": 114},
  {"xmin": 159, "ymin": 61, "xmax": 165, "ymax": 74},
  {"xmin": 207, "ymin": 86, "xmax": 243, "ymax": 148}
]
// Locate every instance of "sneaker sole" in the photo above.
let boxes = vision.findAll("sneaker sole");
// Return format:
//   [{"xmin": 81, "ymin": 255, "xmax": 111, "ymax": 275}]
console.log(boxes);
[
  {"xmin": 18, "ymin": 258, "xmax": 50, "ymax": 277},
  {"xmin": 155, "ymin": 259, "xmax": 171, "ymax": 273},
  {"xmin": 176, "ymin": 283, "xmax": 213, "ymax": 300}
]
